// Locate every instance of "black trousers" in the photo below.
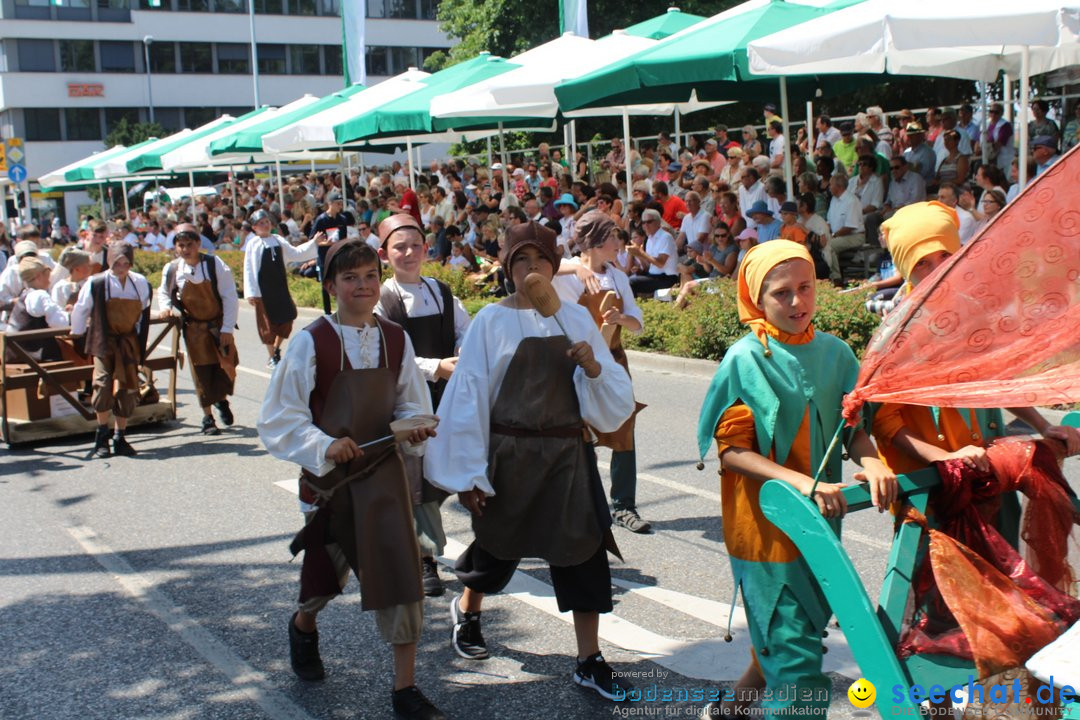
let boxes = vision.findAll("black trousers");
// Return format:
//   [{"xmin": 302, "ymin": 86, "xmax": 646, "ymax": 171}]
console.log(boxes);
[
  {"xmin": 628, "ymin": 273, "xmax": 677, "ymax": 297},
  {"xmin": 454, "ymin": 540, "xmax": 613, "ymax": 614}
]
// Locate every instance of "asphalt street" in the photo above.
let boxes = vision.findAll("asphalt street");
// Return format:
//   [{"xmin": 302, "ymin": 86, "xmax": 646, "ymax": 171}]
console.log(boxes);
[{"xmin": 2, "ymin": 302, "xmax": 1078, "ymax": 720}]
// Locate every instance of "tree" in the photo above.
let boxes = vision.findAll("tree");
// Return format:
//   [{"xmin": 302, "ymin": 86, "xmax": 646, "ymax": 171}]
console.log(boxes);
[{"xmin": 104, "ymin": 118, "xmax": 166, "ymax": 150}]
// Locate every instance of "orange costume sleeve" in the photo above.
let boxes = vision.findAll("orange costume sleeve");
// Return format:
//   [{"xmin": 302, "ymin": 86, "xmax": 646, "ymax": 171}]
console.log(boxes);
[
  {"xmin": 872, "ymin": 404, "xmax": 995, "ymax": 475},
  {"xmin": 714, "ymin": 403, "xmax": 812, "ymax": 564}
]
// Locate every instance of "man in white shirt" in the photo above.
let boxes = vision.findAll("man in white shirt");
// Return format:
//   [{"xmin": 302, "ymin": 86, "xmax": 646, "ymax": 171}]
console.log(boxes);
[
  {"xmin": 825, "ymin": 174, "xmax": 865, "ymax": 281},
  {"xmin": 815, "ymin": 115, "xmax": 841, "ymax": 152},
  {"xmin": 936, "ymin": 183, "xmax": 977, "ymax": 244},
  {"xmin": 676, "ymin": 192, "xmax": 710, "ymax": 253},
  {"xmin": 767, "ymin": 121, "xmax": 786, "ymax": 171},
  {"xmin": 737, "ymin": 169, "xmax": 767, "ymax": 229},
  {"xmin": 628, "ymin": 209, "xmax": 678, "ymax": 297}
]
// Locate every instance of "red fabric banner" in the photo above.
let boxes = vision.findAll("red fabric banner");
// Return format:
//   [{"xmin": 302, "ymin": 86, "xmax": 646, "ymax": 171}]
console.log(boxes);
[{"xmin": 843, "ymin": 144, "xmax": 1080, "ymax": 423}]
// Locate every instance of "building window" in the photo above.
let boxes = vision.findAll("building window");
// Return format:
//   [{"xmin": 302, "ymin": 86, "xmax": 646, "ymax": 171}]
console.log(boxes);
[
  {"xmin": 57, "ymin": 0, "xmax": 92, "ymax": 21},
  {"xmin": 367, "ymin": 0, "xmax": 425, "ymax": 19},
  {"xmin": 179, "ymin": 42, "xmax": 212, "ymax": 73},
  {"xmin": 254, "ymin": 0, "xmax": 283, "ymax": 11},
  {"xmin": 258, "ymin": 44, "xmax": 286, "ymax": 74},
  {"xmin": 153, "ymin": 108, "xmax": 183, "ymax": 132},
  {"xmin": 60, "ymin": 40, "xmax": 96, "ymax": 72},
  {"xmin": 138, "ymin": 0, "xmax": 171, "ymax": 9},
  {"xmin": 105, "ymin": 107, "xmax": 142, "ymax": 134},
  {"xmin": 290, "ymin": 45, "xmax": 320, "ymax": 75},
  {"xmin": 65, "ymin": 108, "xmax": 103, "ymax": 141},
  {"xmin": 318, "ymin": 0, "xmax": 339, "ymax": 13},
  {"xmin": 100, "ymin": 41, "xmax": 136, "ymax": 73},
  {"xmin": 214, "ymin": 0, "xmax": 246, "ymax": 12},
  {"xmin": 323, "ymin": 46, "xmax": 342, "ymax": 77},
  {"xmin": 14, "ymin": 0, "xmax": 53, "ymax": 21},
  {"xmin": 25, "ymin": 109, "xmax": 62, "ymax": 141},
  {"xmin": 149, "ymin": 41, "xmax": 177, "ymax": 73},
  {"xmin": 98, "ymin": 0, "xmax": 132, "ymax": 21},
  {"xmin": 176, "ymin": 0, "xmax": 210, "ymax": 10},
  {"xmin": 288, "ymin": 0, "xmax": 316, "ymax": 15},
  {"xmin": 217, "ymin": 43, "xmax": 250, "ymax": 74},
  {"xmin": 17, "ymin": 40, "xmax": 56, "ymax": 73},
  {"xmin": 389, "ymin": 46, "xmax": 419, "ymax": 73},
  {"xmin": 365, "ymin": 46, "xmax": 388, "ymax": 76},
  {"xmin": 420, "ymin": 0, "xmax": 436, "ymax": 20},
  {"xmin": 184, "ymin": 107, "xmax": 217, "ymax": 127}
]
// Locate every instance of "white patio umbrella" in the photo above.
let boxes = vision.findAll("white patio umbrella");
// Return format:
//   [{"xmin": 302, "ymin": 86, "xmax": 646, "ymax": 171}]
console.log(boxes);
[
  {"xmin": 747, "ymin": 0, "xmax": 1080, "ymax": 186},
  {"xmin": 261, "ymin": 68, "xmax": 432, "ymax": 153}
]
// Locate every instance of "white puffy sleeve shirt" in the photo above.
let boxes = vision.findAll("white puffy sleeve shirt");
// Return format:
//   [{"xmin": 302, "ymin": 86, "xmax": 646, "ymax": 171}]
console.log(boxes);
[
  {"xmin": 423, "ymin": 302, "xmax": 634, "ymax": 495},
  {"xmin": 552, "ymin": 259, "xmax": 644, "ymax": 334},
  {"xmin": 257, "ymin": 317, "xmax": 432, "ymax": 478}
]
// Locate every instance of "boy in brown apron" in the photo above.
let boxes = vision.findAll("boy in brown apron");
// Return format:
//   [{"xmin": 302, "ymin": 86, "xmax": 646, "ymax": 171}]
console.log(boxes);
[
  {"xmin": 4, "ymin": 257, "xmax": 68, "ymax": 362},
  {"xmin": 158, "ymin": 224, "xmax": 239, "ymax": 436},
  {"xmin": 256, "ymin": 239, "xmax": 445, "ymax": 720},
  {"xmin": 553, "ymin": 210, "xmax": 650, "ymax": 533},
  {"xmin": 376, "ymin": 213, "xmax": 471, "ymax": 599},
  {"xmin": 424, "ymin": 222, "xmax": 636, "ymax": 701},
  {"xmin": 70, "ymin": 242, "xmax": 151, "ymax": 458},
  {"xmin": 242, "ymin": 209, "xmax": 322, "ymax": 368}
]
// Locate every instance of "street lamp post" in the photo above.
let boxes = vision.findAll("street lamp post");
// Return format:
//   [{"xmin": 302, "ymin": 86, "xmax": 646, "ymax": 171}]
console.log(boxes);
[
  {"xmin": 248, "ymin": 0, "xmax": 260, "ymax": 109},
  {"xmin": 143, "ymin": 35, "xmax": 155, "ymax": 124}
]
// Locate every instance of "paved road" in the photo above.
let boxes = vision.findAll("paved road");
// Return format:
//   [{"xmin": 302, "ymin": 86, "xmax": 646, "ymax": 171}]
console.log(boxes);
[{"xmin": 2, "ymin": 302, "xmax": 1078, "ymax": 720}]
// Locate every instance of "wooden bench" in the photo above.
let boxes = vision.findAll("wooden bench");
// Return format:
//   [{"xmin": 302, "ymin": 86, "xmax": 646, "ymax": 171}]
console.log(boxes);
[{"xmin": 0, "ymin": 318, "xmax": 183, "ymax": 444}]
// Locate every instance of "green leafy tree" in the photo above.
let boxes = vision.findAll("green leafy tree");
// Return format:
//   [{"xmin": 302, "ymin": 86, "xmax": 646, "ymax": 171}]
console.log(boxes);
[{"xmin": 104, "ymin": 118, "xmax": 166, "ymax": 150}]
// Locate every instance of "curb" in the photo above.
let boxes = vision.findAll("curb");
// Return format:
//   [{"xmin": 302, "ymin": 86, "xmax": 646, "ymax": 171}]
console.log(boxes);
[{"xmin": 625, "ymin": 349, "xmax": 717, "ymax": 379}]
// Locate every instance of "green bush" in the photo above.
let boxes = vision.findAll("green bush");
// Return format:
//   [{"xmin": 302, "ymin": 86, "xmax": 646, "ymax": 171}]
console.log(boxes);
[{"xmin": 624, "ymin": 281, "xmax": 880, "ymax": 361}]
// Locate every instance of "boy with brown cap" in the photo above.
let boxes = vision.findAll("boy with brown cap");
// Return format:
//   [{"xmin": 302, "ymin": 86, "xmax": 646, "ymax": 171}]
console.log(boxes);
[
  {"xmin": 70, "ymin": 242, "xmax": 152, "ymax": 458},
  {"xmin": 257, "ymin": 238, "xmax": 444, "ymax": 720},
  {"xmin": 158, "ymin": 223, "xmax": 239, "ymax": 436},
  {"xmin": 376, "ymin": 213, "xmax": 471, "ymax": 598},
  {"xmin": 425, "ymin": 221, "xmax": 636, "ymax": 700}
]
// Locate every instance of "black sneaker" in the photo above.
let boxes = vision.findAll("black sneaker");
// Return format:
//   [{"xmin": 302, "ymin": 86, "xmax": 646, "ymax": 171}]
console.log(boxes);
[
  {"xmin": 449, "ymin": 595, "xmax": 489, "ymax": 660},
  {"xmin": 613, "ymin": 508, "xmax": 652, "ymax": 534},
  {"xmin": 267, "ymin": 349, "xmax": 281, "ymax": 369},
  {"xmin": 215, "ymin": 400, "xmax": 234, "ymax": 426},
  {"xmin": 201, "ymin": 415, "xmax": 221, "ymax": 436},
  {"xmin": 573, "ymin": 653, "xmax": 629, "ymax": 701},
  {"xmin": 422, "ymin": 557, "xmax": 445, "ymax": 598},
  {"xmin": 112, "ymin": 433, "xmax": 137, "ymax": 457},
  {"xmin": 288, "ymin": 612, "xmax": 325, "ymax": 681},
  {"xmin": 91, "ymin": 426, "xmax": 112, "ymax": 459},
  {"xmin": 391, "ymin": 686, "xmax": 446, "ymax": 720}
]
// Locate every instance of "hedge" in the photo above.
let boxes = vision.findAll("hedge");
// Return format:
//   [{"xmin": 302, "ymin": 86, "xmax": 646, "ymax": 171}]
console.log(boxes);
[{"xmin": 130, "ymin": 251, "xmax": 879, "ymax": 360}]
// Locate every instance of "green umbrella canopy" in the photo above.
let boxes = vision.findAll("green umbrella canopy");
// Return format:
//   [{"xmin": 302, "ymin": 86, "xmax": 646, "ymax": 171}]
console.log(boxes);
[
  {"xmin": 63, "ymin": 142, "xmax": 154, "ymax": 182},
  {"xmin": 623, "ymin": 8, "xmax": 707, "ymax": 40},
  {"xmin": 555, "ymin": 0, "xmax": 867, "ymax": 111},
  {"xmin": 333, "ymin": 53, "xmax": 545, "ymax": 145},
  {"xmin": 208, "ymin": 84, "xmax": 368, "ymax": 157},
  {"xmin": 125, "ymin": 107, "xmax": 272, "ymax": 173}
]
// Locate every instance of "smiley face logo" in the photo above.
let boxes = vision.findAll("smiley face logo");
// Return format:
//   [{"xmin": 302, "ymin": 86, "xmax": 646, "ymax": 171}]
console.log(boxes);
[{"xmin": 848, "ymin": 678, "xmax": 876, "ymax": 708}]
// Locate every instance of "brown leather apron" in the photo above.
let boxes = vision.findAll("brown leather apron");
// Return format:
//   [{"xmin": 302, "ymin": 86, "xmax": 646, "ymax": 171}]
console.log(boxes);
[
  {"xmin": 476, "ymin": 335, "xmax": 614, "ymax": 567},
  {"xmin": 297, "ymin": 323, "xmax": 422, "ymax": 611},
  {"xmin": 577, "ymin": 289, "xmax": 645, "ymax": 452},
  {"xmin": 179, "ymin": 279, "xmax": 238, "ymax": 380},
  {"xmin": 106, "ymin": 297, "xmax": 144, "ymax": 393}
]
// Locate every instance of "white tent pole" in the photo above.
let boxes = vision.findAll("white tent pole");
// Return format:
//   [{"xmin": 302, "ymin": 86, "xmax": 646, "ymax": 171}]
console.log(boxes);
[
  {"xmin": 563, "ymin": 123, "xmax": 573, "ymax": 181},
  {"xmin": 486, "ymin": 136, "xmax": 493, "ymax": 167},
  {"xmin": 187, "ymin": 171, "xmax": 195, "ymax": 213},
  {"xmin": 406, "ymin": 137, "xmax": 415, "ymax": 191},
  {"xmin": 1003, "ymin": 72, "xmax": 1013, "ymax": 123},
  {"xmin": 674, "ymin": 108, "xmax": 682, "ymax": 152},
  {"xmin": 779, "ymin": 76, "xmax": 793, "ymax": 199},
  {"xmin": 229, "ymin": 166, "xmax": 238, "ymax": 215},
  {"xmin": 498, "ymin": 122, "xmax": 507, "ymax": 168},
  {"xmin": 622, "ymin": 109, "xmax": 632, "ymax": 196},
  {"xmin": 310, "ymin": 158, "xmax": 316, "ymax": 173},
  {"xmin": 980, "ymin": 81, "xmax": 990, "ymax": 165},
  {"xmin": 806, "ymin": 100, "xmax": 814, "ymax": 157},
  {"xmin": 1019, "ymin": 46, "xmax": 1030, "ymax": 189},
  {"xmin": 275, "ymin": 157, "xmax": 285, "ymax": 208},
  {"xmin": 98, "ymin": 183, "xmax": 106, "ymax": 219},
  {"xmin": 569, "ymin": 119, "xmax": 577, "ymax": 182},
  {"xmin": 121, "ymin": 179, "xmax": 130, "ymax": 219}
]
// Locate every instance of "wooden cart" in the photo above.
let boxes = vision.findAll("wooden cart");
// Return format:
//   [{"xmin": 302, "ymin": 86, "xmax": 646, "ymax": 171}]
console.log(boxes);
[{"xmin": 0, "ymin": 318, "xmax": 183, "ymax": 445}]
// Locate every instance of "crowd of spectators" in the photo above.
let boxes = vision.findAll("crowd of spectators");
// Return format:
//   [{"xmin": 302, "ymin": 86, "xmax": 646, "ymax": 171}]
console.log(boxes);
[{"xmin": 4, "ymin": 97, "xmax": 1073, "ymax": 315}]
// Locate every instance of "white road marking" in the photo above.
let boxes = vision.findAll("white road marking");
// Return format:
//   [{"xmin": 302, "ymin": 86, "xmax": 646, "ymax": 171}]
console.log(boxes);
[
  {"xmin": 237, "ymin": 365, "xmax": 273, "ymax": 380},
  {"xmin": 64, "ymin": 523, "xmax": 316, "ymax": 720},
  {"xmin": 271, "ymin": 480, "xmax": 857, "ymax": 682}
]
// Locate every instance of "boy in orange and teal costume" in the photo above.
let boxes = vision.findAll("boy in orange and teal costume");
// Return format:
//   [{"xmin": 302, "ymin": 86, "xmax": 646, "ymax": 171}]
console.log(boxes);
[{"xmin": 696, "ymin": 243, "xmax": 897, "ymax": 718}]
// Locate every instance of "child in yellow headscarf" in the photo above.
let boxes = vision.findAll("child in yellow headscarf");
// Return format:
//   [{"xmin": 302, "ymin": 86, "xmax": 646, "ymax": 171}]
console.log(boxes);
[
  {"xmin": 873, "ymin": 202, "xmax": 1080, "ymax": 541},
  {"xmin": 696, "ymin": 242, "xmax": 897, "ymax": 718}
]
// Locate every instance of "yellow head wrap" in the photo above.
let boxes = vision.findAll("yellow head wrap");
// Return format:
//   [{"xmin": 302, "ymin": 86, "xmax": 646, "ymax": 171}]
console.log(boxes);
[
  {"xmin": 881, "ymin": 201, "xmax": 961, "ymax": 282},
  {"xmin": 736, "ymin": 242, "xmax": 816, "ymax": 353}
]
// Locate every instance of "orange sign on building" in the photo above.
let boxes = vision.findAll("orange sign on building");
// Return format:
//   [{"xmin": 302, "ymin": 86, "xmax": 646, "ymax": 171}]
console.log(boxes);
[{"xmin": 67, "ymin": 83, "xmax": 105, "ymax": 97}]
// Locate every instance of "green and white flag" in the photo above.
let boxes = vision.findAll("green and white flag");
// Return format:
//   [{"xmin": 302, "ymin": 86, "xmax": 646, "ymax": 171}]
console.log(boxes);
[
  {"xmin": 342, "ymin": 0, "xmax": 366, "ymax": 87},
  {"xmin": 559, "ymin": 0, "xmax": 588, "ymax": 37}
]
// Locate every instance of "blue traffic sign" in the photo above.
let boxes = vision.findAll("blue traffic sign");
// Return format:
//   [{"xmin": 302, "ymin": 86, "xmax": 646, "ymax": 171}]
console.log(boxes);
[{"xmin": 7, "ymin": 164, "xmax": 27, "ymax": 183}]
